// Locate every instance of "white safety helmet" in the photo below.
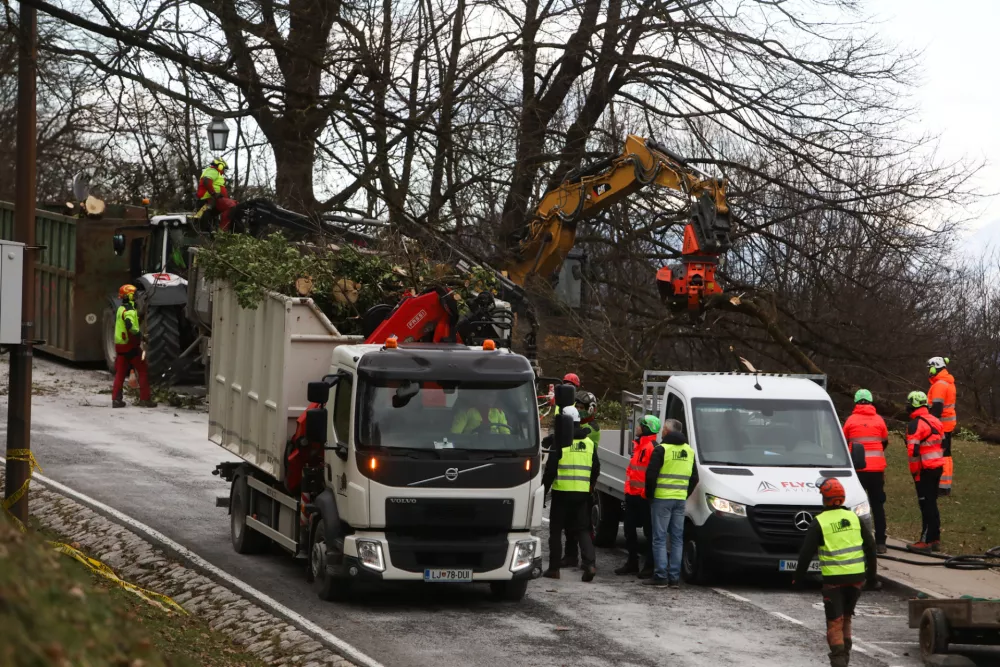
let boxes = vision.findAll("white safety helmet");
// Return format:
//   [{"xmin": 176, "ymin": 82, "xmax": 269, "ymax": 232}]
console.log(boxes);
[
  {"xmin": 927, "ymin": 356, "xmax": 949, "ymax": 376},
  {"xmin": 561, "ymin": 405, "xmax": 581, "ymax": 423}
]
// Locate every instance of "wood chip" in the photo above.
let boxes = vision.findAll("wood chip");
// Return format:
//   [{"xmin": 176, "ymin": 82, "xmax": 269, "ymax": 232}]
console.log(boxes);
[{"xmin": 295, "ymin": 277, "xmax": 313, "ymax": 296}]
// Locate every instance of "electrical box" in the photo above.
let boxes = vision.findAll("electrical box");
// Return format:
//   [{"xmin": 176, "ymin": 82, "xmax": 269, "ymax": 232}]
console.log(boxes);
[{"xmin": 0, "ymin": 240, "xmax": 24, "ymax": 345}]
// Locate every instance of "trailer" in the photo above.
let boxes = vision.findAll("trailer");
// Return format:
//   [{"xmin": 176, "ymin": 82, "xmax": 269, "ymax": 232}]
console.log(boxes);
[{"xmin": 910, "ymin": 597, "xmax": 1000, "ymax": 661}]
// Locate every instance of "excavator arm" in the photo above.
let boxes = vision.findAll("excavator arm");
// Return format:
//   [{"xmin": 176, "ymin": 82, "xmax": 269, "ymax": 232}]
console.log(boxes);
[{"xmin": 507, "ymin": 134, "xmax": 732, "ymax": 311}]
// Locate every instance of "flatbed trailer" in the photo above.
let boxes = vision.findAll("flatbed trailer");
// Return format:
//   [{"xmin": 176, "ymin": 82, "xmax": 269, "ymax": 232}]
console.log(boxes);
[{"xmin": 910, "ymin": 597, "xmax": 1000, "ymax": 661}]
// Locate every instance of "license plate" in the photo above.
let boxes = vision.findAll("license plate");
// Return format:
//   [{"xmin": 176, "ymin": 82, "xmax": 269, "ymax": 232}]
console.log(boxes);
[
  {"xmin": 779, "ymin": 559, "xmax": 820, "ymax": 572},
  {"xmin": 423, "ymin": 568, "xmax": 473, "ymax": 583}
]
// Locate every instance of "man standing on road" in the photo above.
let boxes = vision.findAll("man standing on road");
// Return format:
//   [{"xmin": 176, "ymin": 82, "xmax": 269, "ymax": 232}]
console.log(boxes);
[
  {"xmin": 904, "ymin": 391, "xmax": 946, "ymax": 554},
  {"xmin": 794, "ymin": 478, "xmax": 878, "ymax": 667},
  {"xmin": 543, "ymin": 406, "xmax": 600, "ymax": 582},
  {"xmin": 559, "ymin": 384, "xmax": 597, "ymax": 569},
  {"xmin": 643, "ymin": 419, "xmax": 696, "ymax": 588},
  {"xmin": 615, "ymin": 414, "xmax": 658, "ymax": 578},
  {"xmin": 842, "ymin": 389, "xmax": 889, "ymax": 555},
  {"xmin": 111, "ymin": 284, "xmax": 157, "ymax": 409},
  {"xmin": 927, "ymin": 357, "xmax": 956, "ymax": 496}
]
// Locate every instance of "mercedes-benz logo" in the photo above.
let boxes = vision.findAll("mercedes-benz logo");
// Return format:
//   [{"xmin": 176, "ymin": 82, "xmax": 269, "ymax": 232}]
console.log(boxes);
[
  {"xmin": 794, "ymin": 511, "xmax": 814, "ymax": 531},
  {"xmin": 445, "ymin": 468, "xmax": 459, "ymax": 481}
]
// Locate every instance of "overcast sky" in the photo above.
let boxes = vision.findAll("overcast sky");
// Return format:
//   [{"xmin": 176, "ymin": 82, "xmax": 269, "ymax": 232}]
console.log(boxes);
[{"xmin": 872, "ymin": 0, "xmax": 1000, "ymax": 250}]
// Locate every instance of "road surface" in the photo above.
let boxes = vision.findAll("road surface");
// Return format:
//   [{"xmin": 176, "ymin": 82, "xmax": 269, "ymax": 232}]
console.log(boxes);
[{"xmin": 4, "ymin": 356, "xmax": 998, "ymax": 667}]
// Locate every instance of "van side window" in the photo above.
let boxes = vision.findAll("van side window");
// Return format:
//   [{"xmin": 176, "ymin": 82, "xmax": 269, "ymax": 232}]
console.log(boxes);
[
  {"xmin": 332, "ymin": 373, "xmax": 353, "ymax": 445},
  {"xmin": 665, "ymin": 392, "xmax": 687, "ymax": 434}
]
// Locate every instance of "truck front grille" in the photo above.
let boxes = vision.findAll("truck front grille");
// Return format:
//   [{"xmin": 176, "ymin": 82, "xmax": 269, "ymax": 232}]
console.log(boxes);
[{"xmin": 749, "ymin": 504, "xmax": 824, "ymax": 542}]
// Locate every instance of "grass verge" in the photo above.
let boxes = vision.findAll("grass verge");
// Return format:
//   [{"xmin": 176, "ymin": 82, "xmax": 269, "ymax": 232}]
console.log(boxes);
[
  {"xmin": 0, "ymin": 517, "xmax": 267, "ymax": 667},
  {"xmin": 884, "ymin": 436, "xmax": 1000, "ymax": 556}
]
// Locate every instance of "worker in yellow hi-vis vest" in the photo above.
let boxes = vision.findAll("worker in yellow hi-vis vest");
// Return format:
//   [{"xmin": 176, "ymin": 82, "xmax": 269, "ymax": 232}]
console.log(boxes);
[{"xmin": 643, "ymin": 418, "xmax": 697, "ymax": 588}]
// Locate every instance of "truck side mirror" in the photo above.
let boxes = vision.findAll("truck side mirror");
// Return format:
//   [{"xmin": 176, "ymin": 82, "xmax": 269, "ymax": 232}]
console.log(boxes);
[
  {"xmin": 305, "ymin": 408, "xmax": 328, "ymax": 443},
  {"xmin": 112, "ymin": 233, "xmax": 126, "ymax": 256},
  {"xmin": 553, "ymin": 414, "xmax": 574, "ymax": 450},
  {"xmin": 554, "ymin": 383, "xmax": 576, "ymax": 409},
  {"xmin": 851, "ymin": 442, "xmax": 867, "ymax": 471},
  {"xmin": 307, "ymin": 381, "xmax": 331, "ymax": 404}
]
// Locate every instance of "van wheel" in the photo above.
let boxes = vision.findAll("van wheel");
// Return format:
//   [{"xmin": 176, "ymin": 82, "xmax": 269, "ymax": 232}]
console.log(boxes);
[
  {"xmin": 593, "ymin": 491, "xmax": 622, "ymax": 547},
  {"xmin": 230, "ymin": 476, "xmax": 268, "ymax": 554},
  {"xmin": 311, "ymin": 519, "xmax": 350, "ymax": 602},
  {"xmin": 681, "ymin": 524, "xmax": 713, "ymax": 585},
  {"xmin": 490, "ymin": 580, "xmax": 528, "ymax": 602}
]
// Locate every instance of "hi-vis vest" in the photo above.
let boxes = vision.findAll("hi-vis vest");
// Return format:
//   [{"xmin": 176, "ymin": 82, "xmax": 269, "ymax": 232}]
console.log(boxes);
[
  {"xmin": 199, "ymin": 166, "xmax": 226, "ymax": 200},
  {"xmin": 816, "ymin": 508, "xmax": 866, "ymax": 578},
  {"xmin": 928, "ymin": 373, "xmax": 957, "ymax": 433},
  {"xmin": 580, "ymin": 420, "xmax": 601, "ymax": 445},
  {"xmin": 907, "ymin": 413, "xmax": 945, "ymax": 475},
  {"xmin": 452, "ymin": 407, "xmax": 508, "ymax": 434},
  {"xmin": 653, "ymin": 442, "xmax": 694, "ymax": 500},
  {"xmin": 114, "ymin": 304, "xmax": 140, "ymax": 345},
  {"xmin": 552, "ymin": 437, "xmax": 594, "ymax": 493},
  {"xmin": 844, "ymin": 409, "xmax": 888, "ymax": 473},
  {"xmin": 625, "ymin": 434, "xmax": 657, "ymax": 497}
]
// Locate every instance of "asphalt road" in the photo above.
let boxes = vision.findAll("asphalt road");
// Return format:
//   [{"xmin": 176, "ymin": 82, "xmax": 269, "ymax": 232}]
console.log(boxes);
[{"xmin": 5, "ymin": 357, "xmax": 997, "ymax": 667}]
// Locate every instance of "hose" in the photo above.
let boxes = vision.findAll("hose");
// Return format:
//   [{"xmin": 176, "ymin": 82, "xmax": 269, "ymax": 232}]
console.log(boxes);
[{"xmin": 878, "ymin": 544, "xmax": 1000, "ymax": 570}]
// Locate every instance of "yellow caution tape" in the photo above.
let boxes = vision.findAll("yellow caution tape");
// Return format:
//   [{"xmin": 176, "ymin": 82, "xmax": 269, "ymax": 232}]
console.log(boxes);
[
  {"xmin": 2, "ymin": 448, "xmax": 42, "ymax": 532},
  {"xmin": 50, "ymin": 541, "xmax": 188, "ymax": 615}
]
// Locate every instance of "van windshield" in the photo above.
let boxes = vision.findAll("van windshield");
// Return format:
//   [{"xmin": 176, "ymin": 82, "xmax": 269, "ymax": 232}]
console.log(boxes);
[
  {"xmin": 357, "ymin": 379, "xmax": 538, "ymax": 454},
  {"xmin": 691, "ymin": 398, "xmax": 850, "ymax": 467}
]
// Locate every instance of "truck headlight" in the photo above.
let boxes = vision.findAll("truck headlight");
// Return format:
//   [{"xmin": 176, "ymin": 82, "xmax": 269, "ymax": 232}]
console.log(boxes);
[
  {"xmin": 356, "ymin": 539, "xmax": 385, "ymax": 572},
  {"xmin": 511, "ymin": 539, "xmax": 536, "ymax": 572},
  {"xmin": 707, "ymin": 494, "xmax": 747, "ymax": 517},
  {"xmin": 853, "ymin": 501, "xmax": 871, "ymax": 519}
]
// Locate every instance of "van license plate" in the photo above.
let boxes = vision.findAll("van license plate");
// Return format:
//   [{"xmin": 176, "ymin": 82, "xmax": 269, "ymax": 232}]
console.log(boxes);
[
  {"xmin": 779, "ymin": 560, "xmax": 820, "ymax": 572},
  {"xmin": 424, "ymin": 568, "xmax": 473, "ymax": 582}
]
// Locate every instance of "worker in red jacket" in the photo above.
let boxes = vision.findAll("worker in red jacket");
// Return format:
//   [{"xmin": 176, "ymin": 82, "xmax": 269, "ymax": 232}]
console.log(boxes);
[
  {"xmin": 842, "ymin": 389, "xmax": 889, "ymax": 554},
  {"xmin": 904, "ymin": 391, "xmax": 946, "ymax": 554},
  {"xmin": 926, "ymin": 357, "xmax": 956, "ymax": 496},
  {"xmin": 614, "ymin": 415, "xmax": 659, "ymax": 578}
]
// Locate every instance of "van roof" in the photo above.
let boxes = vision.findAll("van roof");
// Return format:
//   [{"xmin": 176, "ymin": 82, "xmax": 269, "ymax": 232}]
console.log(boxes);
[{"xmin": 668, "ymin": 374, "xmax": 830, "ymax": 402}]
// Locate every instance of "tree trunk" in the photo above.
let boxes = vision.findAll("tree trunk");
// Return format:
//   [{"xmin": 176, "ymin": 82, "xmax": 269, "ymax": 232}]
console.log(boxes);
[{"xmin": 273, "ymin": 138, "xmax": 317, "ymax": 211}]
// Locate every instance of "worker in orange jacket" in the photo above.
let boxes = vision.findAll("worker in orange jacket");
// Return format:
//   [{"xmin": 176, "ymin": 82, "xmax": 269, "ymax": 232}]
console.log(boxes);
[
  {"xmin": 843, "ymin": 389, "xmax": 889, "ymax": 554},
  {"xmin": 904, "ymin": 391, "xmax": 946, "ymax": 554},
  {"xmin": 926, "ymin": 357, "xmax": 956, "ymax": 496},
  {"xmin": 615, "ymin": 415, "xmax": 658, "ymax": 578}
]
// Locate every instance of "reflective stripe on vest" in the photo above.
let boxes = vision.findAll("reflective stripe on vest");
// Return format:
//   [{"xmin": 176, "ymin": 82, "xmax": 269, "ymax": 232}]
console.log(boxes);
[
  {"xmin": 907, "ymin": 415, "xmax": 945, "ymax": 474},
  {"xmin": 625, "ymin": 435, "xmax": 656, "ymax": 496},
  {"xmin": 850, "ymin": 435, "xmax": 886, "ymax": 473},
  {"xmin": 653, "ymin": 443, "xmax": 694, "ymax": 500},
  {"xmin": 816, "ymin": 508, "xmax": 866, "ymax": 578},
  {"xmin": 552, "ymin": 437, "xmax": 594, "ymax": 493}
]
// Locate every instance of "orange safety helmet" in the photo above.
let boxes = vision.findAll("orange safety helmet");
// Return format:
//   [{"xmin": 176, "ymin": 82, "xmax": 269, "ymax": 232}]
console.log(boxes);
[
  {"xmin": 119, "ymin": 284, "xmax": 137, "ymax": 301},
  {"xmin": 562, "ymin": 373, "xmax": 581, "ymax": 388},
  {"xmin": 818, "ymin": 478, "xmax": 846, "ymax": 508}
]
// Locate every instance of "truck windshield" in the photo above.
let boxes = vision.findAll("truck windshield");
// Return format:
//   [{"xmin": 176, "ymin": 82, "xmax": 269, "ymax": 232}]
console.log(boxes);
[
  {"xmin": 357, "ymin": 379, "xmax": 538, "ymax": 453},
  {"xmin": 691, "ymin": 398, "xmax": 850, "ymax": 467}
]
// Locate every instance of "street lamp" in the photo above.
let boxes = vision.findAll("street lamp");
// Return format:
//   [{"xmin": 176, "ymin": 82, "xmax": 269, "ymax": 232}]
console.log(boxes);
[{"xmin": 206, "ymin": 117, "xmax": 231, "ymax": 152}]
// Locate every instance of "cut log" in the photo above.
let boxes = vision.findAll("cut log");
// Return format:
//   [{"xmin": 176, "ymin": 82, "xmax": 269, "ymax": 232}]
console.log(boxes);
[{"xmin": 84, "ymin": 195, "xmax": 105, "ymax": 218}]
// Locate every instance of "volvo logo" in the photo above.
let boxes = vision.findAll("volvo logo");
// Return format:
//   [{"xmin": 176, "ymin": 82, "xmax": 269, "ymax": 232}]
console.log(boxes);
[
  {"xmin": 445, "ymin": 468, "xmax": 459, "ymax": 481},
  {"xmin": 794, "ymin": 511, "xmax": 814, "ymax": 531},
  {"xmin": 408, "ymin": 463, "xmax": 495, "ymax": 486}
]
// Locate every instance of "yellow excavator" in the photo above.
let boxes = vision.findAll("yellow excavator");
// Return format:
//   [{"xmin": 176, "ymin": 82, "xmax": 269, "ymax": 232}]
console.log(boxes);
[{"xmin": 506, "ymin": 134, "xmax": 733, "ymax": 312}]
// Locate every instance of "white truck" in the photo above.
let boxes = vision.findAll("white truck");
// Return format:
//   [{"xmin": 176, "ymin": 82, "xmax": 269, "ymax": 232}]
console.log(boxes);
[
  {"xmin": 592, "ymin": 370, "xmax": 873, "ymax": 584},
  {"xmin": 208, "ymin": 283, "xmax": 551, "ymax": 602}
]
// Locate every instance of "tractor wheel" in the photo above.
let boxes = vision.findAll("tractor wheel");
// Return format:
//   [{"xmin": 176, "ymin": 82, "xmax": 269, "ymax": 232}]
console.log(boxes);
[
  {"xmin": 101, "ymin": 304, "xmax": 118, "ymax": 373},
  {"xmin": 145, "ymin": 306, "xmax": 182, "ymax": 385}
]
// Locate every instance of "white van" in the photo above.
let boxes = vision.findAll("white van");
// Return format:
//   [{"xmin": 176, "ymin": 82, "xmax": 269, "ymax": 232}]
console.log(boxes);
[{"xmin": 593, "ymin": 370, "xmax": 872, "ymax": 584}]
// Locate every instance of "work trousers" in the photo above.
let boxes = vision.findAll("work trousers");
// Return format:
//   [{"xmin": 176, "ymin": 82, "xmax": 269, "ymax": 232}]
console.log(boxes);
[
  {"xmin": 623, "ymin": 494, "xmax": 653, "ymax": 565},
  {"xmin": 940, "ymin": 432, "xmax": 953, "ymax": 495},
  {"xmin": 650, "ymin": 498, "xmax": 685, "ymax": 582},
  {"xmin": 915, "ymin": 467, "xmax": 943, "ymax": 543},
  {"xmin": 857, "ymin": 471, "xmax": 886, "ymax": 545},
  {"xmin": 823, "ymin": 582, "xmax": 862, "ymax": 667},
  {"xmin": 112, "ymin": 349, "xmax": 151, "ymax": 401},
  {"xmin": 548, "ymin": 491, "xmax": 595, "ymax": 570}
]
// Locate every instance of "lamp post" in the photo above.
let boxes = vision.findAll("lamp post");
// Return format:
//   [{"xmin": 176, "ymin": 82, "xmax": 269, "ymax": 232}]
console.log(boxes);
[{"xmin": 206, "ymin": 117, "xmax": 231, "ymax": 153}]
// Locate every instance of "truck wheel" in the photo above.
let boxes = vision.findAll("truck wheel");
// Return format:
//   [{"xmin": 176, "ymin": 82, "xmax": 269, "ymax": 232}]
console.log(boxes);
[
  {"xmin": 231, "ymin": 476, "xmax": 268, "ymax": 554},
  {"xmin": 102, "ymin": 304, "xmax": 118, "ymax": 373},
  {"xmin": 920, "ymin": 607, "xmax": 950, "ymax": 658},
  {"xmin": 593, "ymin": 491, "xmax": 622, "ymax": 547},
  {"xmin": 145, "ymin": 305, "xmax": 182, "ymax": 385},
  {"xmin": 681, "ymin": 523, "xmax": 713, "ymax": 585},
  {"xmin": 490, "ymin": 580, "xmax": 528, "ymax": 602},
  {"xmin": 311, "ymin": 519, "xmax": 350, "ymax": 602}
]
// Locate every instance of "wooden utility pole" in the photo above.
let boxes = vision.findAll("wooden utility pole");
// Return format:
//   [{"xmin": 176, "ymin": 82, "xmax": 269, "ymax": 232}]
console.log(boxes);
[{"xmin": 4, "ymin": 0, "xmax": 38, "ymax": 526}]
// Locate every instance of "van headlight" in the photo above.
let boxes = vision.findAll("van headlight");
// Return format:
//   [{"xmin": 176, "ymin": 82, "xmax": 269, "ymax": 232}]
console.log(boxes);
[
  {"xmin": 356, "ymin": 539, "xmax": 386, "ymax": 572},
  {"xmin": 707, "ymin": 494, "xmax": 747, "ymax": 517},
  {"xmin": 511, "ymin": 539, "xmax": 536, "ymax": 572},
  {"xmin": 853, "ymin": 501, "xmax": 871, "ymax": 519}
]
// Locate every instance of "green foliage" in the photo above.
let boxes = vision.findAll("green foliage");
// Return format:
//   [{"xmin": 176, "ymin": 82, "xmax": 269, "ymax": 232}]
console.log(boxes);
[
  {"xmin": 596, "ymin": 399, "xmax": 623, "ymax": 427},
  {"xmin": 956, "ymin": 427, "xmax": 982, "ymax": 443}
]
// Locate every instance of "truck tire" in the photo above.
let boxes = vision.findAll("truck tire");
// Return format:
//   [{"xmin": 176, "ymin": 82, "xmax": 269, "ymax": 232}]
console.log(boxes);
[
  {"xmin": 311, "ymin": 518, "xmax": 350, "ymax": 602},
  {"xmin": 681, "ymin": 522, "xmax": 713, "ymax": 585},
  {"xmin": 102, "ymin": 304, "xmax": 118, "ymax": 373},
  {"xmin": 919, "ymin": 607, "xmax": 950, "ymax": 658},
  {"xmin": 593, "ymin": 491, "xmax": 623, "ymax": 548},
  {"xmin": 490, "ymin": 580, "xmax": 528, "ymax": 602},
  {"xmin": 145, "ymin": 305, "xmax": 182, "ymax": 385},
  {"xmin": 231, "ymin": 476, "xmax": 268, "ymax": 555}
]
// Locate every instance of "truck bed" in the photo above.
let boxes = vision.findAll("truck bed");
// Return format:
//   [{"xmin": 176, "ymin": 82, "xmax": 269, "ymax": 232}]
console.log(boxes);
[{"xmin": 596, "ymin": 439, "xmax": 629, "ymax": 501}]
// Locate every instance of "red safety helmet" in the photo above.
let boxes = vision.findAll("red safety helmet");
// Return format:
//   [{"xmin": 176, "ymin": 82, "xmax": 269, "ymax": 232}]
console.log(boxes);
[
  {"xmin": 562, "ymin": 373, "xmax": 581, "ymax": 388},
  {"xmin": 818, "ymin": 478, "xmax": 846, "ymax": 508},
  {"xmin": 119, "ymin": 284, "xmax": 137, "ymax": 300}
]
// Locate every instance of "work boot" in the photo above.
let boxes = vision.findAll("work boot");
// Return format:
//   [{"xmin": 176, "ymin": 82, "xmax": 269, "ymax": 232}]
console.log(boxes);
[
  {"xmin": 637, "ymin": 563, "xmax": 654, "ymax": 579},
  {"xmin": 828, "ymin": 644, "xmax": 848, "ymax": 667},
  {"xmin": 906, "ymin": 541, "xmax": 933, "ymax": 554},
  {"xmin": 614, "ymin": 559, "xmax": 639, "ymax": 576},
  {"xmin": 844, "ymin": 638, "xmax": 853, "ymax": 666},
  {"xmin": 137, "ymin": 399, "xmax": 158, "ymax": 408},
  {"xmin": 542, "ymin": 569, "xmax": 560, "ymax": 580},
  {"xmin": 930, "ymin": 541, "xmax": 942, "ymax": 552},
  {"xmin": 560, "ymin": 555, "xmax": 579, "ymax": 568},
  {"xmin": 876, "ymin": 544, "xmax": 888, "ymax": 556},
  {"xmin": 112, "ymin": 399, "xmax": 126, "ymax": 408},
  {"xmin": 668, "ymin": 579, "xmax": 681, "ymax": 589},
  {"xmin": 642, "ymin": 577, "xmax": 668, "ymax": 587},
  {"xmin": 582, "ymin": 565, "xmax": 596, "ymax": 583}
]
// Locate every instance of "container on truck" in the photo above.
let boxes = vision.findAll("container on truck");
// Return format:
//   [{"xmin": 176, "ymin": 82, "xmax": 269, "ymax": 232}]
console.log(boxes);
[{"xmin": 592, "ymin": 370, "xmax": 873, "ymax": 584}]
